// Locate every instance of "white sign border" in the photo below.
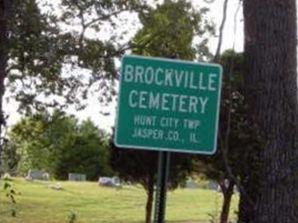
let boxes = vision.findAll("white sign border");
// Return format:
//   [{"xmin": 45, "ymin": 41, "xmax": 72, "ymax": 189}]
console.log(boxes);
[{"xmin": 114, "ymin": 54, "xmax": 223, "ymax": 155}]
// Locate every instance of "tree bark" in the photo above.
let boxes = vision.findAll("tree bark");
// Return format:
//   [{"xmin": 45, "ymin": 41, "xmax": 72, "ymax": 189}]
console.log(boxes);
[
  {"xmin": 242, "ymin": 0, "xmax": 298, "ymax": 222},
  {"xmin": 219, "ymin": 180, "xmax": 234, "ymax": 223},
  {"xmin": 145, "ymin": 176, "xmax": 154, "ymax": 223},
  {"xmin": 0, "ymin": 0, "xmax": 11, "ymax": 175}
]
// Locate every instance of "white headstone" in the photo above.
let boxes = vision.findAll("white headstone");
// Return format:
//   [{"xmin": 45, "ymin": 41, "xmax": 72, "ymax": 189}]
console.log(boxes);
[{"xmin": 68, "ymin": 173, "xmax": 86, "ymax": 181}]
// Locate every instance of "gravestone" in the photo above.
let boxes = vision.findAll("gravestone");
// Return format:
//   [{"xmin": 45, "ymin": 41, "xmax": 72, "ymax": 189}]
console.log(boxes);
[
  {"xmin": 185, "ymin": 179, "xmax": 199, "ymax": 189},
  {"xmin": 208, "ymin": 180, "xmax": 219, "ymax": 191},
  {"xmin": 49, "ymin": 183, "xmax": 63, "ymax": 190},
  {"xmin": 98, "ymin": 176, "xmax": 120, "ymax": 187},
  {"xmin": 68, "ymin": 173, "xmax": 86, "ymax": 181},
  {"xmin": 26, "ymin": 169, "xmax": 49, "ymax": 180}
]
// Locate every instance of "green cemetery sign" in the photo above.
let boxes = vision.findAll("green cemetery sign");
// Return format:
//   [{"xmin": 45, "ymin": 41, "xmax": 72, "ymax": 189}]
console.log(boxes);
[{"xmin": 115, "ymin": 55, "xmax": 222, "ymax": 154}]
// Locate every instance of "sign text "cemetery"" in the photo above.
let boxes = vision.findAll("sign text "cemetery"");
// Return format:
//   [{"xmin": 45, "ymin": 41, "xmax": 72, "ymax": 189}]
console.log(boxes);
[{"xmin": 115, "ymin": 55, "xmax": 222, "ymax": 154}]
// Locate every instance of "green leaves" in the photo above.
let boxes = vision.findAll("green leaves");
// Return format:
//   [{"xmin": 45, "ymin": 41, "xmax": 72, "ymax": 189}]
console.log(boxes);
[
  {"xmin": 3, "ymin": 180, "xmax": 17, "ymax": 217},
  {"xmin": 133, "ymin": 0, "xmax": 213, "ymax": 60},
  {"xmin": 4, "ymin": 182, "xmax": 16, "ymax": 204},
  {"xmin": 6, "ymin": 110, "xmax": 111, "ymax": 180},
  {"xmin": 5, "ymin": 0, "xmax": 148, "ymax": 114},
  {"xmin": 195, "ymin": 50, "xmax": 263, "ymax": 191}
]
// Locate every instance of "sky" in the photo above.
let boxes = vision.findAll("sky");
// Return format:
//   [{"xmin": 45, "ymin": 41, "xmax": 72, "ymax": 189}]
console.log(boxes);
[
  {"xmin": 82, "ymin": 0, "xmax": 245, "ymax": 132},
  {"xmin": 5, "ymin": 0, "xmax": 244, "ymax": 133}
]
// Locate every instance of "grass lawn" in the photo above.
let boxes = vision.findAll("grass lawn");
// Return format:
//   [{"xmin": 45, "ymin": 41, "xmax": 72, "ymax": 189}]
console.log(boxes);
[{"xmin": 0, "ymin": 178, "xmax": 238, "ymax": 223}]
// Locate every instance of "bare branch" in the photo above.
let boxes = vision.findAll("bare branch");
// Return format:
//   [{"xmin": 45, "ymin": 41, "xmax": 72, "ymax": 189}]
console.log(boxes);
[
  {"xmin": 84, "ymin": 9, "xmax": 126, "ymax": 28},
  {"xmin": 220, "ymin": 135, "xmax": 255, "ymax": 207},
  {"xmin": 214, "ymin": 0, "xmax": 228, "ymax": 62},
  {"xmin": 232, "ymin": 0, "xmax": 242, "ymax": 50}
]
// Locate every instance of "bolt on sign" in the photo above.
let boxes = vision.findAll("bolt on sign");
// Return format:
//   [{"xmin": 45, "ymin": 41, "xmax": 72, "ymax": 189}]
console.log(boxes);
[{"xmin": 115, "ymin": 55, "xmax": 222, "ymax": 154}]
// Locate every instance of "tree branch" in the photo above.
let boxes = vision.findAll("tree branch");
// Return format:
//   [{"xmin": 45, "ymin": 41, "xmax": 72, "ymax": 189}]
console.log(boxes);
[
  {"xmin": 84, "ymin": 9, "xmax": 126, "ymax": 28},
  {"xmin": 213, "ymin": 0, "xmax": 228, "ymax": 62}
]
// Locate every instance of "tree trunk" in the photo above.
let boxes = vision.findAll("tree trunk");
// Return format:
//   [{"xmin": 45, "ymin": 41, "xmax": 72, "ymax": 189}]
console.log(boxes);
[
  {"xmin": 0, "ymin": 0, "xmax": 11, "ymax": 175},
  {"xmin": 145, "ymin": 177, "xmax": 154, "ymax": 223},
  {"xmin": 241, "ymin": 0, "xmax": 298, "ymax": 222},
  {"xmin": 219, "ymin": 180, "xmax": 234, "ymax": 223}
]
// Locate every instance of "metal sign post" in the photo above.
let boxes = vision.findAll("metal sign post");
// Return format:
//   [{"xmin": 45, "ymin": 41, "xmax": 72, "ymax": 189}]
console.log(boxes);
[{"xmin": 154, "ymin": 151, "xmax": 171, "ymax": 223}]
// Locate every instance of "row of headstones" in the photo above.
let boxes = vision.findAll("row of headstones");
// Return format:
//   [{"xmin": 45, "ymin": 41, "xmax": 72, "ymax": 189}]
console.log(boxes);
[
  {"xmin": 26, "ymin": 170, "xmax": 87, "ymax": 181},
  {"xmin": 25, "ymin": 170, "xmax": 235, "ymax": 191},
  {"xmin": 26, "ymin": 170, "xmax": 119, "ymax": 186},
  {"xmin": 185, "ymin": 178, "xmax": 239, "ymax": 193}
]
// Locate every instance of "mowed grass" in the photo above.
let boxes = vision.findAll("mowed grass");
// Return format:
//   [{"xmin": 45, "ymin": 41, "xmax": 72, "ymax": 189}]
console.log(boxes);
[{"xmin": 0, "ymin": 178, "xmax": 238, "ymax": 223}]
